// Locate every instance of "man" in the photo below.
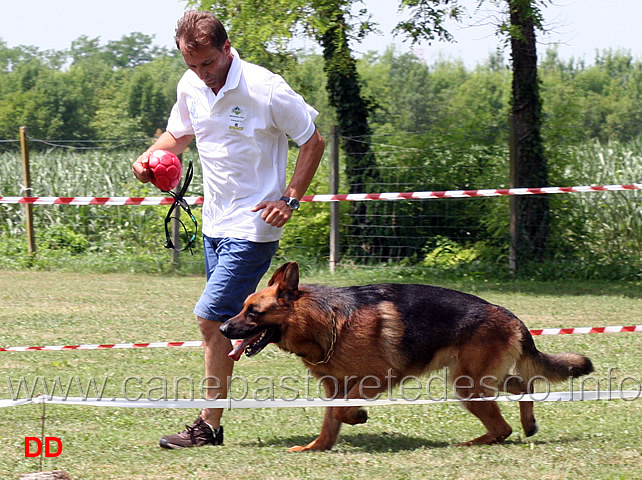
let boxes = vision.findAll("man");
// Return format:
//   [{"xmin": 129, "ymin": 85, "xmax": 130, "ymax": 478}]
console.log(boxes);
[{"xmin": 132, "ymin": 10, "xmax": 325, "ymax": 449}]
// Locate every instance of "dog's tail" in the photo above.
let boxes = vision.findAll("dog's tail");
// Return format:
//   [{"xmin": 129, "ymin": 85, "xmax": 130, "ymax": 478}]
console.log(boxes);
[
  {"xmin": 527, "ymin": 351, "xmax": 594, "ymax": 383},
  {"xmin": 518, "ymin": 333, "xmax": 594, "ymax": 385}
]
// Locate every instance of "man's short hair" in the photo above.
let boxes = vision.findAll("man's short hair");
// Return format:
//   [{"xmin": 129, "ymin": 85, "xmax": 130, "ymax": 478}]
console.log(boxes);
[{"xmin": 175, "ymin": 10, "xmax": 228, "ymax": 52}]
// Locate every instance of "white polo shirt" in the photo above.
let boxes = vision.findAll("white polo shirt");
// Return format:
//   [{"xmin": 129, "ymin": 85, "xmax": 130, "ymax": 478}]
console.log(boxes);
[{"xmin": 166, "ymin": 48, "xmax": 319, "ymax": 242}]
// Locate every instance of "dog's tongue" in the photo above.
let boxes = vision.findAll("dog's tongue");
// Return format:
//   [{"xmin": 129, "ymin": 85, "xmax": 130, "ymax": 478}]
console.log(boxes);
[
  {"xmin": 228, "ymin": 334, "xmax": 262, "ymax": 361},
  {"xmin": 228, "ymin": 339, "xmax": 250, "ymax": 361}
]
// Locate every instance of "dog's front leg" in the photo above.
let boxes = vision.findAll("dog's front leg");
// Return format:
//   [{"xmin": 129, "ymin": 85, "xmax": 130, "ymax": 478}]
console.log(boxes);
[
  {"xmin": 288, "ymin": 406, "xmax": 342, "ymax": 452},
  {"xmin": 288, "ymin": 377, "xmax": 347, "ymax": 452}
]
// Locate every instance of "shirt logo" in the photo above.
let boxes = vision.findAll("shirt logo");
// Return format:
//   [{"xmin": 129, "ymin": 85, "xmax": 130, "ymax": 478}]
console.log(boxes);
[
  {"xmin": 229, "ymin": 106, "xmax": 247, "ymax": 131},
  {"xmin": 189, "ymin": 100, "xmax": 198, "ymax": 122}
]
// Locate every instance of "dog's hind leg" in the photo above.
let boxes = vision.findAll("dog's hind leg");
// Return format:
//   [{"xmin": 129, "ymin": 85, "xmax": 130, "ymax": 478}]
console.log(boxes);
[
  {"xmin": 455, "ymin": 397, "xmax": 513, "ymax": 446},
  {"xmin": 503, "ymin": 376, "xmax": 538, "ymax": 437},
  {"xmin": 452, "ymin": 348, "xmax": 513, "ymax": 446},
  {"xmin": 518, "ymin": 401, "xmax": 538, "ymax": 437}
]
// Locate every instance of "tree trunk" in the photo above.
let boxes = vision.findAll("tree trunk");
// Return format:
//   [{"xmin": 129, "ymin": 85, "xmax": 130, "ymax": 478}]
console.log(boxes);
[
  {"xmin": 319, "ymin": 15, "xmax": 384, "ymax": 259},
  {"xmin": 509, "ymin": 0, "xmax": 550, "ymax": 268}
]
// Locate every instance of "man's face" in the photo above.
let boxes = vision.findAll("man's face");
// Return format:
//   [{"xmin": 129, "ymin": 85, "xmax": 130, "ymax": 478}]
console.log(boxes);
[{"xmin": 180, "ymin": 39, "xmax": 233, "ymax": 92}]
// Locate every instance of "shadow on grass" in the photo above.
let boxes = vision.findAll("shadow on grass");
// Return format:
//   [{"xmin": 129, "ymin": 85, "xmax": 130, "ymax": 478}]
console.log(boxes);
[
  {"xmin": 243, "ymin": 432, "xmax": 586, "ymax": 453},
  {"xmin": 244, "ymin": 431, "xmax": 450, "ymax": 452}
]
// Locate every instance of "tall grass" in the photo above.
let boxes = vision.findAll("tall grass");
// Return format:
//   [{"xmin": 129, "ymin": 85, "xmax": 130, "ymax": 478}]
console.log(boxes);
[
  {"xmin": 0, "ymin": 139, "xmax": 640, "ymax": 279},
  {"xmin": 0, "ymin": 147, "xmax": 205, "ymax": 273},
  {"xmin": 546, "ymin": 139, "xmax": 642, "ymax": 279}
]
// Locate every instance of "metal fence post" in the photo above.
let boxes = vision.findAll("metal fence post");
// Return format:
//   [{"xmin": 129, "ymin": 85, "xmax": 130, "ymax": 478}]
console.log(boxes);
[{"xmin": 19, "ymin": 126, "xmax": 36, "ymax": 256}]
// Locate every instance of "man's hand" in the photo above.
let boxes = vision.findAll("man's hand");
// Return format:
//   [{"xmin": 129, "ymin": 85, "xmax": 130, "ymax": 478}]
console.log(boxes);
[
  {"xmin": 252, "ymin": 199, "xmax": 293, "ymax": 228},
  {"xmin": 132, "ymin": 132, "xmax": 194, "ymax": 184},
  {"xmin": 132, "ymin": 151, "xmax": 154, "ymax": 184}
]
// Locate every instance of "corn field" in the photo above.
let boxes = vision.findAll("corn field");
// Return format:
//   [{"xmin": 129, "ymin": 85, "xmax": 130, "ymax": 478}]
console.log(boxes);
[{"xmin": 0, "ymin": 138, "xmax": 640, "ymax": 279}]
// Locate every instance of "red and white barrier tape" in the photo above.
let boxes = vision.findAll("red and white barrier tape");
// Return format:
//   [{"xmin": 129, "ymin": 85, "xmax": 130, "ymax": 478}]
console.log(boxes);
[
  {"xmin": 0, "ymin": 341, "xmax": 205, "ymax": 352},
  {"xmin": 0, "ymin": 184, "xmax": 639, "ymax": 206},
  {"xmin": 302, "ymin": 184, "xmax": 641, "ymax": 202},
  {"xmin": 1, "ymin": 325, "xmax": 640, "ymax": 352},
  {"xmin": 530, "ymin": 325, "xmax": 642, "ymax": 336},
  {"xmin": 0, "ymin": 196, "xmax": 187, "ymax": 206}
]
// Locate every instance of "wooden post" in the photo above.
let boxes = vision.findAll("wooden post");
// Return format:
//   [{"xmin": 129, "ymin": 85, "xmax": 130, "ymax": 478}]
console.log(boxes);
[
  {"xmin": 19, "ymin": 127, "xmax": 36, "ymax": 256},
  {"xmin": 329, "ymin": 125, "xmax": 340, "ymax": 273}
]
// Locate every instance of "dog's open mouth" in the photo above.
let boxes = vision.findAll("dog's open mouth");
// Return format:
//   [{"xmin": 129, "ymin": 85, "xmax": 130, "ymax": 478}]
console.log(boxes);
[{"xmin": 227, "ymin": 327, "xmax": 279, "ymax": 361}]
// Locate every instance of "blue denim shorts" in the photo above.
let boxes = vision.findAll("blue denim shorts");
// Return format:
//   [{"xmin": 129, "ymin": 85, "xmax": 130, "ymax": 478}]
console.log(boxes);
[{"xmin": 194, "ymin": 236, "xmax": 279, "ymax": 322}]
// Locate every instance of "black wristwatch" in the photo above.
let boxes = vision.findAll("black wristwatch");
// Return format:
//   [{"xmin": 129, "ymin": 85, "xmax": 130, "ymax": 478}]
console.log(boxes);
[{"xmin": 280, "ymin": 196, "xmax": 300, "ymax": 211}]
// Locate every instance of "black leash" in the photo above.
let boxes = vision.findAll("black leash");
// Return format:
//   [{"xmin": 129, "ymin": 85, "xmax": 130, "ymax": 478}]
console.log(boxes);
[{"xmin": 163, "ymin": 160, "xmax": 198, "ymax": 254}]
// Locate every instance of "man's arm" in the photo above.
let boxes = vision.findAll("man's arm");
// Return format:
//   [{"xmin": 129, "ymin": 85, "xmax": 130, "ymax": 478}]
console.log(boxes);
[
  {"xmin": 132, "ymin": 131, "xmax": 195, "ymax": 183},
  {"xmin": 253, "ymin": 128, "xmax": 325, "ymax": 228}
]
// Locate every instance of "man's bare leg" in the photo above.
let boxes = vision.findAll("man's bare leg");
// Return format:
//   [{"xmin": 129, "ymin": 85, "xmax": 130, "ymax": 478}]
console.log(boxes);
[{"xmin": 198, "ymin": 316, "xmax": 234, "ymax": 429}]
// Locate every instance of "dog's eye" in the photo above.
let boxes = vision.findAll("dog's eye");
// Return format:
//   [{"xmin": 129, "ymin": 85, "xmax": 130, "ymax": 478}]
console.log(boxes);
[{"xmin": 246, "ymin": 306, "xmax": 259, "ymax": 318}]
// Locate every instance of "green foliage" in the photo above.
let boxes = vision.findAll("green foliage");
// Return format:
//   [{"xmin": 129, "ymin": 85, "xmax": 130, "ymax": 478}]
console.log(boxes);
[
  {"xmin": 39, "ymin": 224, "xmax": 89, "ymax": 254},
  {"xmin": 0, "ymin": 34, "xmax": 181, "ymax": 142},
  {"xmin": 0, "ymin": 148, "xmax": 200, "ymax": 273},
  {"xmin": 541, "ymin": 48, "xmax": 642, "ymax": 144},
  {"xmin": 277, "ymin": 207, "xmax": 330, "ymax": 262},
  {"xmin": 277, "ymin": 149, "xmax": 332, "ymax": 264},
  {"xmin": 187, "ymin": 0, "xmax": 376, "ymax": 66},
  {"xmin": 126, "ymin": 57, "xmax": 182, "ymax": 137},
  {"xmin": 545, "ymin": 139, "xmax": 642, "ymax": 279},
  {"xmin": 103, "ymin": 33, "xmax": 170, "ymax": 69},
  {"xmin": 354, "ymin": 47, "xmax": 640, "ymax": 279},
  {"xmin": 1, "ymin": 30, "xmax": 641, "ymax": 280},
  {"xmin": 394, "ymin": 0, "xmax": 461, "ymax": 44},
  {"xmin": 421, "ymin": 236, "xmax": 479, "ymax": 268}
]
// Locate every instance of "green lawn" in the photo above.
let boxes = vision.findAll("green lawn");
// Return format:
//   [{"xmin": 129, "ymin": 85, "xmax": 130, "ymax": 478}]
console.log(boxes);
[{"xmin": 1, "ymin": 269, "xmax": 640, "ymax": 479}]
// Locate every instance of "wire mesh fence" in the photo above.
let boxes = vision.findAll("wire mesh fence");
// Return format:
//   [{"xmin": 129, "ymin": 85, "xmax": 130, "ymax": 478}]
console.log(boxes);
[{"xmin": 0, "ymin": 132, "xmax": 640, "ymax": 278}]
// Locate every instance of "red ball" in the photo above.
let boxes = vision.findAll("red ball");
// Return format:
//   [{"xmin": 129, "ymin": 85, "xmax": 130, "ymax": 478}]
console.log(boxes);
[{"xmin": 148, "ymin": 150, "xmax": 182, "ymax": 191}]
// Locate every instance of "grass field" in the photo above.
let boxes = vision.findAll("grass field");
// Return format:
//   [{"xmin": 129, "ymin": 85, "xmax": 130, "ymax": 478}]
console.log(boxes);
[{"xmin": 0, "ymin": 267, "xmax": 640, "ymax": 479}]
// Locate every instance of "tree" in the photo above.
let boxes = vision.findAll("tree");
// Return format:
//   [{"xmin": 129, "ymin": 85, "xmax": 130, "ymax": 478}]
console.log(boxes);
[
  {"xmin": 396, "ymin": 0, "xmax": 552, "ymax": 269},
  {"xmin": 69, "ymin": 35, "xmax": 104, "ymax": 66},
  {"xmin": 0, "ymin": 33, "xmax": 177, "ymax": 143},
  {"xmin": 104, "ymin": 33, "xmax": 168, "ymax": 69}
]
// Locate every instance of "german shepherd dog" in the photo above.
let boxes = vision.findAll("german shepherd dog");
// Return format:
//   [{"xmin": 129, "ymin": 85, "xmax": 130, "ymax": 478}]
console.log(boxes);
[{"xmin": 220, "ymin": 262, "xmax": 593, "ymax": 452}]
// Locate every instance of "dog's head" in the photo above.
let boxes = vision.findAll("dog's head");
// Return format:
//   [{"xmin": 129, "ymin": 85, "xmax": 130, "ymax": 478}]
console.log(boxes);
[{"xmin": 220, "ymin": 261, "xmax": 300, "ymax": 361}]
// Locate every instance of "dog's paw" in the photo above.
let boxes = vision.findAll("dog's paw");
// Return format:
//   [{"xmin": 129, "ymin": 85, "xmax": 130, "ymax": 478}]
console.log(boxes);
[
  {"xmin": 343, "ymin": 408, "xmax": 368, "ymax": 425},
  {"xmin": 288, "ymin": 440, "xmax": 333, "ymax": 452},
  {"xmin": 454, "ymin": 430, "xmax": 512, "ymax": 446},
  {"xmin": 354, "ymin": 408, "xmax": 368, "ymax": 424},
  {"xmin": 525, "ymin": 419, "xmax": 539, "ymax": 437},
  {"xmin": 288, "ymin": 445, "xmax": 307, "ymax": 452}
]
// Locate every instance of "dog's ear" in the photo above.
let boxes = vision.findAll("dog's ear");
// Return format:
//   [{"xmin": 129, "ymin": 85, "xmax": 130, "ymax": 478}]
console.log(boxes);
[
  {"xmin": 280, "ymin": 262, "xmax": 299, "ymax": 291},
  {"xmin": 268, "ymin": 262, "xmax": 295, "ymax": 286},
  {"xmin": 268, "ymin": 262, "xmax": 299, "ymax": 298}
]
